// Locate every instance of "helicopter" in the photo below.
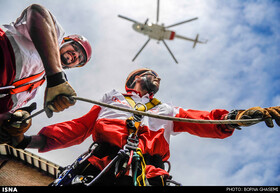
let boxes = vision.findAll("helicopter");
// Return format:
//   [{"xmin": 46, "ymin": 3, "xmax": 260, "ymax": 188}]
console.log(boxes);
[{"xmin": 118, "ymin": 0, "xmax": 207, "ymax": 63}]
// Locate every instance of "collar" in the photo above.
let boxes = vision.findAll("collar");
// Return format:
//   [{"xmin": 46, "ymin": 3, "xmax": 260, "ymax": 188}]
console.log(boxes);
[{"xmin": 124, "ymin": 88, "xmax": 154, "ymax": 100}]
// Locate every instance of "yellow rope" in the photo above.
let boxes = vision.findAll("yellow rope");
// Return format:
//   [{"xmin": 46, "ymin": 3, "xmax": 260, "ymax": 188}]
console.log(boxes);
[
  {"xmin": 136, "ymin": 148, "xmax": 147, "ymax": 186},
  {"xmin": 160, "ymin": 176, "xmax": 165, "ymax": 186}
]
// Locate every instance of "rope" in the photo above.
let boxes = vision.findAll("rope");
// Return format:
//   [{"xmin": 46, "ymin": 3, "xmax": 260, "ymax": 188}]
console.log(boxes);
[
  {"xmin": 73, "ymin": 96, "xmax": 263, "ymax": 125},
  {"xmin": 135, "ymin": 148, "xmax": 147, "ymax": 186}
]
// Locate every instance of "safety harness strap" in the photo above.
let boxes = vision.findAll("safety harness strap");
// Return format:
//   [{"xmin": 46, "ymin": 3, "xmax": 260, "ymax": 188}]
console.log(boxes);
[
  {"xmin": 10, "ymin": 78, "xmax": 45, "ymax": 94},
  {"xmin": 124, "ymin": 96, "xmax": 161, "ymax": 136},
  {"xmin": 122, "ymin": 96, "xmax": 162, "ymax": 186},
  {"xmin": 124, "ymin": 96, "xmax": 161, "ymax": 112},
  {"xmin": 9, "ymin": 71, "xmax": 46, "ymax": 94}
]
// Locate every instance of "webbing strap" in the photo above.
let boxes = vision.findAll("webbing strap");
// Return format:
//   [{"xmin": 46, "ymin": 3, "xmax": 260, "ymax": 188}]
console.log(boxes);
[
  {"xmin": 124, "ymin": 96, "xmax": 161, "ymax": 111},
  {"xmin": 10, "ymin": 78, "xmax": 45, "ymax": 94},
  {"xmin": 124, "ymin": 96, "xmax": 161, "ymax": 136},
  {"xmin": 12, "ymin": 71, "xmax": 45, "ymax": 87},
  {"xmin": 9, "ymin": 71, "xmax": 45, "ymax": 94}
]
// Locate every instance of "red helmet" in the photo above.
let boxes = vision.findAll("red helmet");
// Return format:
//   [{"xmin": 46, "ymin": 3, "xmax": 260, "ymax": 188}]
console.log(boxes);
[
  {"xmin": 125, "ymin": 68, "xmax": 159, "ymax": 92},
  {"xmin": 63, "ymin": 35, "xmax": 92, "ymax": 67}
]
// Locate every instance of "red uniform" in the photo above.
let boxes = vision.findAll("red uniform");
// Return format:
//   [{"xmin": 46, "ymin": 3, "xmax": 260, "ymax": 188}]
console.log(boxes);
[{"xmin": 38, "ymin": 89, "xmax": 234, "ymax": 179}]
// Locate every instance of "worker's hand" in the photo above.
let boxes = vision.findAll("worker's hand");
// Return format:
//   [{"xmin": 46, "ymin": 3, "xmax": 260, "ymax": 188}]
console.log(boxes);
[
  {"xmin": 44, "ymin": 72, "xmax": 76, "ymax": 118},
  {"xmin": 0, "ymin": 103, "xmax": 36, "ymax": 146},
  {"xmin": 235, "ymin": 106, "xmax": 280, "ymax": 128},
  {"xmin": 3, "ymin": 110, "xmax": 32, "ymax": 137}
]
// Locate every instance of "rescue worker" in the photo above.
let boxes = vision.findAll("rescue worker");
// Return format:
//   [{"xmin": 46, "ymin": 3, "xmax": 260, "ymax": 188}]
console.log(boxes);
[
  {"xmin": 6, "ymin": 68, "xmax": 280, "ymax": 186},
  {"xmin": 0, "ymin": 4, "xmax": 92, "ymax": 144}
]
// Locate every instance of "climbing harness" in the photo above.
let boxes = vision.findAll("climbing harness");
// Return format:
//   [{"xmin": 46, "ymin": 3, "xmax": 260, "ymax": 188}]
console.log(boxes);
[
  {"xmin": 124, "ymin": 96, "xmax": 161, "ymax": 112},
  {"xmin": 116, "ymin": 96, "xmax": 179, "ymax": 186},
  {"xmin": 124, "ymin": 95, "xmax": 161, "ymax": 135},
  {"xmin": 86, "ymin": 96, "xmax": 154, "ymax": 186},
  {"xmin": 51, "ymin": 96, "xmax": 167, "ymax": 186},
  {"xmin": 121, "ymin": 96, "xmax": 154, "ymax": 186}
]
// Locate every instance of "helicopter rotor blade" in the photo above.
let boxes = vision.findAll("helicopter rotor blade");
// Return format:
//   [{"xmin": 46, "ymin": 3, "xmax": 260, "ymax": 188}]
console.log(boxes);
[
  {"xmin": 132, "ymin": 38, "xmax": 151, "ymax": 62},
  {"xmin": 118, "ymin": 15, "xmax": 139, "ymax": 23},
  {"xmin": 166, "ymin": 17, "xmax": 198, "ymax": 28},
  {"xmin": 156, "ymin": 0, "xmax": 160, "ymax": 23},
  {"xmin": 161, "ymin": 40, "xmax": 178, "ymax": 63},
  {"xmin": 144, "ymin": 18, "xmax": 149, "ymax": 24}
]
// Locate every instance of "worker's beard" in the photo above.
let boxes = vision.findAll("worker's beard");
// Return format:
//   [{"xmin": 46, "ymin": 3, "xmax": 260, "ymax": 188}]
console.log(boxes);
[
  {"xmin": 140, "ymin": 76, "xmax": 159, "ymax": 95},
  {"xmin": 61, "ymin": 55, "xmax": 67, "ymax": 65},
  {"xmin": 61, "ymin": 54, "xmax": 71, "ymax": 69}
]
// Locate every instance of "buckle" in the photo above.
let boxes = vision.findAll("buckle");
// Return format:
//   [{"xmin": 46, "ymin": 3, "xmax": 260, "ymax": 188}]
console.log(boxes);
[{"xmin": 124, "ymin": 134, "xmax": 139, "ymax": 151}]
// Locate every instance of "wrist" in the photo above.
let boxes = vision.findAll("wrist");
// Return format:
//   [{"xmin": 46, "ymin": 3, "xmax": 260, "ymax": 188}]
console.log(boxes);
[
  {"xmin": 226, "ymin": 110, "xmax": 242, "ymax": 130},
  {"xmin": 46, "ymin": 71, "xmax": 68, "ymax": 87},
  {"xmin": 14, "ymin": 135, "xmax": 32, "ymax": 149},
  {"xmin": 16, "ymin": 135, "xmax": 25, "ymax": 143}
]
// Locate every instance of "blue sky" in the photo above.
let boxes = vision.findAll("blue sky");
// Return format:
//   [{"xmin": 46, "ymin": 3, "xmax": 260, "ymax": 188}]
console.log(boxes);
[{"xmin": 1, "ymin": 0, "xmax": 280, "ymax": 186}]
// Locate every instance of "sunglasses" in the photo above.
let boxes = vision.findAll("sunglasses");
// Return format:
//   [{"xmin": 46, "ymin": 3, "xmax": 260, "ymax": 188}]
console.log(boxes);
[{"xmin": 139, "ymin": 70, "xmax": 159, "ymax": 79}]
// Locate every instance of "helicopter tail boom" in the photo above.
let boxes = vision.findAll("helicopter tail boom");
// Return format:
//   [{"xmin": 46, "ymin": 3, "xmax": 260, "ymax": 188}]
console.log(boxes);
[{"xmin": 175, "ymin": 34, "xmax": 207, "ymax": 48}]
